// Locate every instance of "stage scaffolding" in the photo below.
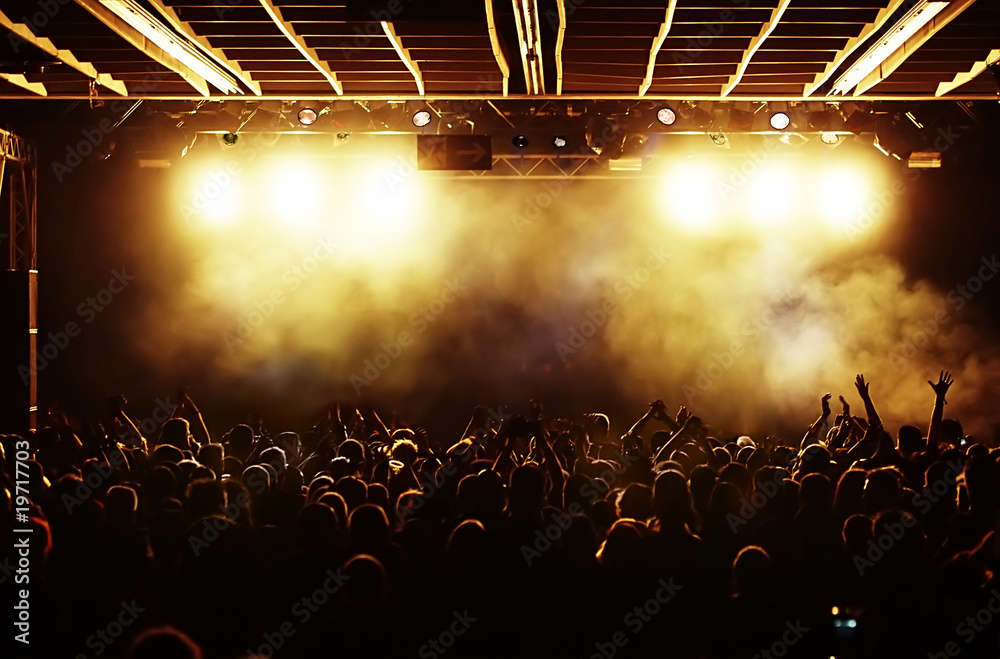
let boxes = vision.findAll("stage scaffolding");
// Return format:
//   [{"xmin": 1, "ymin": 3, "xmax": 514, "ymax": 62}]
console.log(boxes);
[{"xmin": 0, "ymin": 127, "xmax": 38, "ymax": 434}]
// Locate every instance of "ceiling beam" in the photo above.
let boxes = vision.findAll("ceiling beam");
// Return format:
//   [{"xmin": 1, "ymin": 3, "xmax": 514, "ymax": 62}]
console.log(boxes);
[
  {"xmin": 381, "ymin": 21, "xmax": 424, "ymax": 96},
  {"xmin": 74, "ymin": 0, "xmax": 211, "ymax": 96},
  {"xmin": 720, "ymin": 0, "xmax": 792, "ymax": 97},
  {"xmin": 147, "ymin": 0, "xmax": 261, "ymax": 96},
  {"xmin": 526, "ymin": 0, "xmax": 545, "ymax": 94},
  {"xmin": 0, "ymin": 8, "xmax": 128, "ymax": 96},
  {"xmin": 0, "ymin": 74, "xmax": 47, "ymax": 96},
  {"xmin": 511, "ymin": 0, "xmax": 532, "ymax": 93},
  {"xmin": 485, "ymin": 0, "xmax": 510, "ymax": 96},
  {"xmin": 936, "ymin": 49, "xmax": 1000, "ymax": 96},
  {"xmin": 554, "ymin": 0, "xmax": 566, "ymax": 95},
  {"xmin": 803, "ymin": 0, "xmax": 908, "ymax": 97},
  {"xmin": 639, "ymin": 0, "xmax": 678, "ymax": 97},
  {"xmin": 256, "ymin": 0, "xmax": 343, "ymax": 95},
  {"xmin": 855, "ymin": 0, "xmax": 977, "ymax": 95}
]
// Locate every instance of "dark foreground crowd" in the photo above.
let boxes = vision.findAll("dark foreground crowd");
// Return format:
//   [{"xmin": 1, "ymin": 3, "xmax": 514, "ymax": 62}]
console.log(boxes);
[{"xmin": 3, "ymin": 372, "xmax": 1000, "ymax": 659}]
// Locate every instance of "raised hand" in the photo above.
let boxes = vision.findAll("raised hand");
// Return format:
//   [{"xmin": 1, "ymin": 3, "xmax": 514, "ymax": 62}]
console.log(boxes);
[
  {"xmin": 928, "ymin": 371, "xmax": 954, "ymax": 399},
  {"xmin": 821, "ymin": 393, "xmax": 832, "ymax": 418},
  {"xmin": 838, "ymin": 395, "xmax": 850, "ymax": 417},
  {"xmin": 854, "ymin": 374, "xmax": 871, "ymax": 399},
  {"xmin": 648, "ymin": 399, "xmax": 668, "ymax": 420},
  {"xmin": 676, "ymin": 406, "xmax": 691, "ymax": 426}
]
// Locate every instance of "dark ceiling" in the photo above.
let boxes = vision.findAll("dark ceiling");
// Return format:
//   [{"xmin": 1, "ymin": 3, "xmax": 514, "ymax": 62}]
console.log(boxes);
[{"xmin": 0, "ymin": 0, "xmax": 997, "ymax": 100}]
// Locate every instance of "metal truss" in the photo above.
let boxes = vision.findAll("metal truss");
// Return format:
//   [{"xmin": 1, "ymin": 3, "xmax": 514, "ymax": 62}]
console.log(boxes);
[{"xmin": 1, "ymin": 128, "xmax": 37, "ymax": 271}]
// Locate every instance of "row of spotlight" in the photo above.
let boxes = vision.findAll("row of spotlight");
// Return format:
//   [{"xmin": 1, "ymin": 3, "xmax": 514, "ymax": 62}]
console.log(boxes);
[{"xmin": 295, "ymin": 104, "xmax": 794, "ymax": 132}]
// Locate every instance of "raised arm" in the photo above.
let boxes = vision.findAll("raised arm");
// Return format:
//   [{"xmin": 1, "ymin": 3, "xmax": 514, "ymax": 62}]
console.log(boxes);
[
  {"xmin": 178, "ymin": 390, "xmax": 213, "ymax": 445},
  {"xmin": 926, "ymin": 371, "xmax": 954, "ymax": 448},
  {"xmin": 801, "ymin": 393, "xmax": 832, "ymax": 448},
  {"xmin": 621, "ymin": 400, "xmax": 678, "ymax": 451},
  {"xmin": 854, "ymin": 374, "xmax": 883, "ymax": 430}
]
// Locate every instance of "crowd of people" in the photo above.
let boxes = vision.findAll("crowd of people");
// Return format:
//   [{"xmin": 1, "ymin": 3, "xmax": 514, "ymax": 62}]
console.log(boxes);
[{"xmin": 3, "ymin": 372, "xmax": 1000, "ymax": 658}]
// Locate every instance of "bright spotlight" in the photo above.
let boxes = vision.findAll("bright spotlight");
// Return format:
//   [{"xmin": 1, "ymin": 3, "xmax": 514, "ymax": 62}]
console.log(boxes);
[
  {"xmin": 186, "ymin": 166, "xmax": 242, "ymax": 226},
  {"xmin": 297, "ymin": 108, "xmax": 318, "ymax": 125},
  {"xmin": 770, "ymin": 112, "xmax": 790, "ymax": 130},
  {"xmin": 662, "ymin": 164, "xmax": 722, "ymax": 230},
  {"xmin": 746, "ymin": 166, "xmax": 799, "ymax": 226},
  {"xmin": 512, "ymin": 135, "xmax": 529, "ymax": 148},
  {"xmin": 817, "ymin": 167, "xmax": 872, "ymax": 230},
  {"xmin": 412, "ymin": 110, "xmax": 432, "ymax": 127},
  {"xmin": 656, "ymin": 107, "xmax": 676, "ymax": 125},
  {"xmin": 821, "ymin": 132, "xmax": 840, "ymax": 145},
  {"xmin": 552, "ymin": 135, "xmax": 568, "ymax": 148},
  {"xmin": 265, "ymin": 165, "xmax": 322, "ymax": 225}
]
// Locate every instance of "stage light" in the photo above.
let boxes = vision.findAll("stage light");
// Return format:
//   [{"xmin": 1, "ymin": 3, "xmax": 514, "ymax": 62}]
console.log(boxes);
[
  {"xmin": 821, "ymin": 132, "xmax": 840, "ymax": 145},
  {"xmin": 265, "ymin": 165, "xmax": 322, "ymax": 225},
  {"xmin": 746, "ymin": 166, "xmax": 798, "ymax": 226},
  {"xmin": 552, "ymin": 135, "xmax": 568, "ymax": 148},
  {"xmin": 908, "ymin": 151, "xmax": 942, "ymax": 168},
  {"xmin": 297, "ymin": 108, "xmax": 318, "ymax": 125},
  {"xmin": 816, "ymin": 167, "xmax": 871, "ymax": 229},
  {"xmin": 662, "ymin": 163, "xmax": 722, "ymax": 230},
  {"xmin": 656, "ymin": 107, "xmax": 676, "ymax": 125},
  {"xmin": 222, "ymin": 132, "xmax": 239, "ymax": 146},
  {"xmin": 512, "ymin": 135, "xmax": 529, "ymax": 148},
  {"xmin": 710, "ymin": 132, "xmax": 728, "ymax": 147},
  {"xmin": 728, "ymin": 107, "xmax": 755, "ymax": 131},
  {"xmin": 412, "ymin": 110, "xmax": 432, "ymax": 127},
  {"xmin": 770, "ymin": 112, "xmax": 790, "ymax": 130},
  {"xmin": 202, "ymin": 184, "xmax": 242, "ymax": 225},
  {"xmin": 691, "ymin": 107, "xmax": 714, "ymax": 130}
]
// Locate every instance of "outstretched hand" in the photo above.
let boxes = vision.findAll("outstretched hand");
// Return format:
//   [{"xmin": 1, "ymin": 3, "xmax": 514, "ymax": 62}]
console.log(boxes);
[
  {"xmin": 838, "ymin": 395, "xmax": 850, "ymax": 416},
  {"xmin": 854, "ymin": 374, "xmax": 871, "ymax": 399},
  {"xmin": 821, "ymin": 393, "xmax": 832, "ymax": 418},
  {"xmin": 929, "ymin": 371, "xmax": 954, "ymax": 399}
]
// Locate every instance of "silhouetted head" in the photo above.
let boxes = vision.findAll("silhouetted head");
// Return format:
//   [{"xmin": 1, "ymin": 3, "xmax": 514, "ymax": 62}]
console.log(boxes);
[
  {"xmin": 508, "ymin": 465, "xmax": 546, "ymax": 517},
  {"xmin": 653, "ymin": 469, "xmax": 693, "ymax": 530},
  {"xmin": 126, "ymin": 626, "xmax": 202, "ymax": 659},
  {"xmin": 161, "ymin": 418, "xmax": 192, "ymax": 451},
  {"xmin": 105, "ymin": 485, "xmax": 138, "ymax": 526}
]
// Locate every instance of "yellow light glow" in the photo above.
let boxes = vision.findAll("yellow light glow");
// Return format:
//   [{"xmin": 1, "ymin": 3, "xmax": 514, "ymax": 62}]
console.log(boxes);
[
  {"xmin": 662, "ymin": 163, "xmax": 722, "ymax": 231},
  {"xmin": 817, "ymin": 167, "xmax": 872, "ymax": 230},
  {"xmin": 745, "ymin": 165, "xmax": 799, "ymax": 227},
  {"xmin": 180, "ymin": 164, "xmax": 243, "ymax": 226},
  {"xmin": 360, "ymin": 160, "xmax": 421, "ymax": 227},
  {"xmin": 264, "ymin": 163, "xmax": 323, "ymax": 225}
]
